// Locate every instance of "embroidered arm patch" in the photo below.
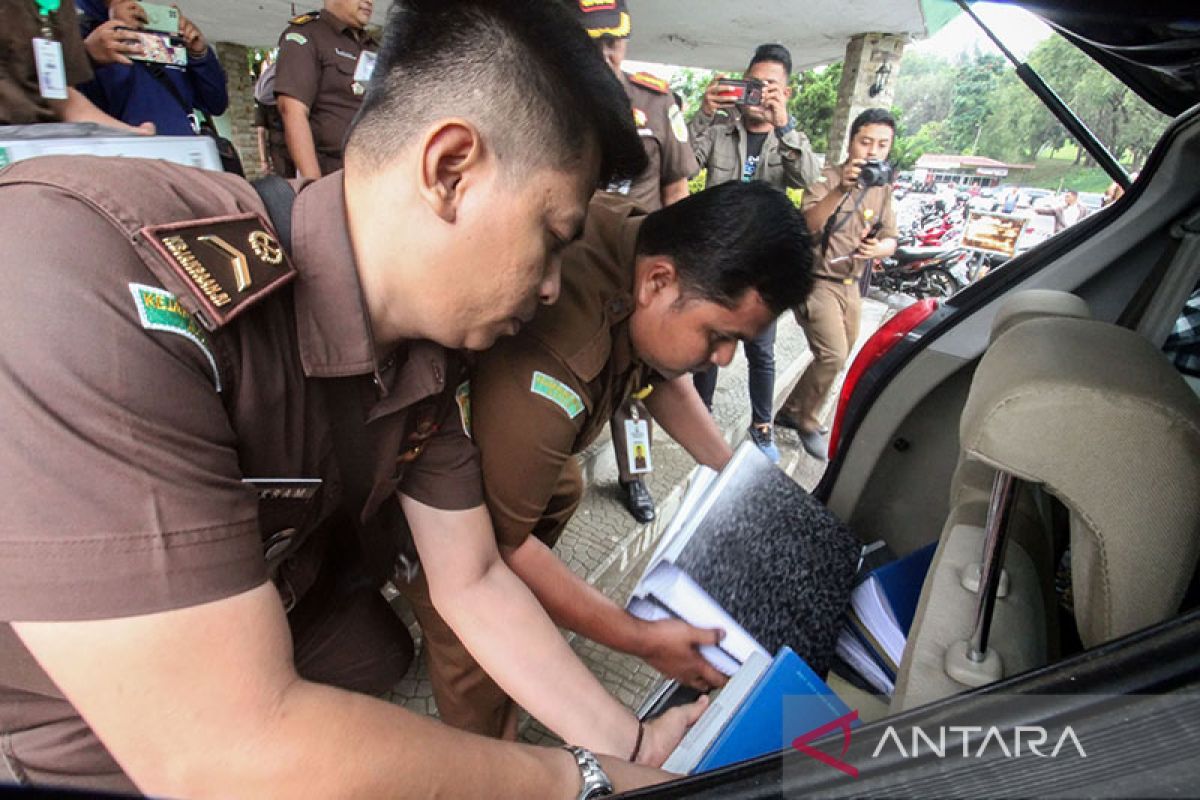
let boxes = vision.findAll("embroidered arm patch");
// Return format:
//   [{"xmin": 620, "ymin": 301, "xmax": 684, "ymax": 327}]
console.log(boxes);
[
  {"xmin": 530, "ymin": 371, "xmax": 583, "ymax": 419},
  {"xmin": 129, "ymin": 283, "xmax": 221, "ymax": 391}
]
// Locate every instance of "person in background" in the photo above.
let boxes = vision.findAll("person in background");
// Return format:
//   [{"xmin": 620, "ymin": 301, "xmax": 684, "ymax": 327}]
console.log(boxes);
[
  {"xmin": 0, "ymin": 0, "xmax": 152, "ymax": 132},
  {"xmin": 574, "ymin": 0, "xmax": 701, "ymax": 523},
  {"xmin": 254, "ymin": 52, "xmax": 294, "ymax": 176},
  {"xmin": 76, "ymin": 0, "xmax": 228, "ymax": 136},
  {"xmin": 775, "ymin": 107, "xmax": 899, "ymax": 461},
  {"xmin": 1036, "ymin": 188, "xmax": 1090, "ymax": 233},
  {"xmin": 687, "ymin": 42, "xmax": 820, "ymax": 463},
  {"xmin": 274, "ymin": 0, "xmax": 378, "ymax": 178}
]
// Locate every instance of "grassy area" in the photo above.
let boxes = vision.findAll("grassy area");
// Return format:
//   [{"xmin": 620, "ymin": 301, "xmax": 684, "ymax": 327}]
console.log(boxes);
[{"xmin": 1017, "ymin": 146, "xmax": 1133, "ymax": 193}]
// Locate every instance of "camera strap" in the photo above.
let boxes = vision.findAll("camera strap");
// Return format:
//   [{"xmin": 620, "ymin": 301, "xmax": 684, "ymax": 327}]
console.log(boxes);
[{"xmin": 820, "ymin": 188, "xmax": 866, "ymax": 261}]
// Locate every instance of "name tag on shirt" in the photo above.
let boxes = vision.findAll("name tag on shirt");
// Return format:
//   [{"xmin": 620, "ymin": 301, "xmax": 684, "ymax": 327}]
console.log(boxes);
[
  {"xmin": 624, "ymin": 419, "xmax": 653, "ymax": 474},
  {"xmin": 353, "ymin": 50, "xmax": 378, "ymax": 83},
  {"xmin": 32, "ymin": 38, "xmax": 68, "ymax": 100}
]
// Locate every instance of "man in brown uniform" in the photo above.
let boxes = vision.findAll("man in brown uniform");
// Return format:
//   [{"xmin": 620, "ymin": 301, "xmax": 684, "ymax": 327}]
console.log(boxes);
[
  {"xmin": 402, "ymin": 182, "xmax": 814, "ymax": 740},
  {"xmin": 776, "ymin": 108, "xmax": 899, "ymax": 460},
  {"xmin": 575, "ymin": 0, "xmax": 701, "ymax": 523},
  {"xmin": 0, "ymin": 0, "xmax": 151, "ymax": 132},
  {"xmin": 275, "ymin": 0, "xmax": 379, "ymax": 178},
  {"xmin": 0, "ymin": 2, "xmax": 697, "ymax": 795}
]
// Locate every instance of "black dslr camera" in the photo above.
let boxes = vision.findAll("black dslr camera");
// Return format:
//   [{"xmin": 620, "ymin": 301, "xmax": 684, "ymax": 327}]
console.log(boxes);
[{"xmin": 858, "ymin": 160, "xmax": 894, "ymax": 188}]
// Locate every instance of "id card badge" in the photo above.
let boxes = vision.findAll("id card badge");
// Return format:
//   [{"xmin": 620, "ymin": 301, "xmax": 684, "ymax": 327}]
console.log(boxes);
[
  {"xmin": 624, "ymin": 419, "xmax": 652, "ymax": 475},
  {"xmin": 353, "ymin": 50, "xmax": 377, "ymax": 83},
  {"xmin": 32, "ymin": 38, "xmax": 68, "ymax": 100}
]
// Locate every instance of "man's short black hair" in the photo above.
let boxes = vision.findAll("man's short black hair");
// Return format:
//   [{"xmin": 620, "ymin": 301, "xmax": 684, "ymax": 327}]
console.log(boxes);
[
  {"xmin": 850, "ymin": 107, "xmax": 896, "ymax": 139},
  {"xmin": 636, "ymin": 182, "xmax": 813, "ymax": 316},
  {"xmin": 748, "ymin": 43, "xmax": 792, "ymax": 77},
  {"xmin": 347, "ymin": 0, "xmax": 646, "ymax": 184}
]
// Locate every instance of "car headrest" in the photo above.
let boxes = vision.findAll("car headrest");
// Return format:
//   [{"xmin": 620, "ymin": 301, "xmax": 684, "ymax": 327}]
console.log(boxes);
[
  {"xmin": 960, "ymin": 317, "xmax": 1200, "ymax": 648},
  {"xmin": 988, "ymin": 289, "xmax": 1091, "ymax": 344}
]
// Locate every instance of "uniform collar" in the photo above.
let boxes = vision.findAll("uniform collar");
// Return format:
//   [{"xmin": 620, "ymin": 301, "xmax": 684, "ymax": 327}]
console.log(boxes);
[
  {"xmin": 319, "ymin": 9, "xmax": 369, "ymax": 41},
  {"xmin": 290, "ymin": 172, "xmax": 379, "ymax": 379},
  {"xmin": 289, "ymin": 173, "xmax": 449, "ymax": 410}
]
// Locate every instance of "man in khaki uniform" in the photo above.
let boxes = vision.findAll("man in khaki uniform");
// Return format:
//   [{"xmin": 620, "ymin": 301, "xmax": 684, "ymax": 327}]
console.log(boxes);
[
  {"xmin": 275, "ymin": 0, "xmax": 379, "ymax": 178},
  {"xmin": 688, "ymin": 44, "xmax": 821, "ymax": 463},
  {"xmin": 0, "ymin": 2, "xmax": 693, "ymax": 795},
  {"xmin": 401, "ymin": 182, "xmax": 814, "ymax": 742},
  {"xmin": 575, "ymin": 0, "xmax": 701, "ymax": 523},
  {"xmin": 776, "ymin": 108, "xmax": 899, "ymax": 460}
]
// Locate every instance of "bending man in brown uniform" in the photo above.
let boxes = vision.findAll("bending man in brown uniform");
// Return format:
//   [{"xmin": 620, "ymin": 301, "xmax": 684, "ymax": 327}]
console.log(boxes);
[
  {"xmin": 404, "ymin": 182, "xmax": 813, "ymax": 738},
  {"xmin": 775, "ymin": 108, "xmax": 899, "ymax": 460},
  {"xmin": 0, "ymin": 2, "xmax": 700, "ymax": 796},
  {"xmin": 275, "ymin": 0, "xmax": 379, "ymax": 178},
  {"xmin": 574, "ymin": 0, "xmax": 701, "ymax": 523}
]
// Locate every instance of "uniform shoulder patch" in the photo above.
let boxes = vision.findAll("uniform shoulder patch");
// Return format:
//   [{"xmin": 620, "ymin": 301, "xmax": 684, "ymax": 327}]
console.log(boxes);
[
  {"xmin": 289, "ymin": 11, "xmax": 318, "ymax": 24},
  {"xmin": 629, "ymin": 71, "xmax": 669, "ymax": 94},
  {"xmin": 129, "ymin": 283, "xmax": 222, "ymax": 391},
  {"xmin": 284, "ymin": 32, "xmax": 308, "ymax": 45},
  {"xmin": 668, "ymin": 104, "xmax": 689, "ymax": 143},
  {"xmin": 139, "ymin": 213, "xmax": 296, "ymax": 332},
  {"xmin": 530, "ymin": 371, "xmax": 584, "ymax": 420}
]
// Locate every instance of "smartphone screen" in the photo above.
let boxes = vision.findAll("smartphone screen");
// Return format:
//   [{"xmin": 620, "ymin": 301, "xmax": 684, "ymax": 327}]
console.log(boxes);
[{"xmin": 127, "ymin": 29, "xmax": 188, "ymax": 66}]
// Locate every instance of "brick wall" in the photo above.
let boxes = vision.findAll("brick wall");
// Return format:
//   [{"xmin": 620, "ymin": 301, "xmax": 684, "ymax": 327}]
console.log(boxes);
[{"xmin": 213, "ymin": 42, "xmax": 264, "ymax": 179}]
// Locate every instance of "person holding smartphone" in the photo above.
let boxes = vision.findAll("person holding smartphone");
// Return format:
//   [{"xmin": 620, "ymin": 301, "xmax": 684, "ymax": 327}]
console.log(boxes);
[
  {"xmin": 774, "ymin": 108, "xmax": 899, "ymax": 461},
  {"xmin": 76, "ymin": 0, "xmax": 228, "ymax": 137},
  {"xmin": 687, "ymin": 43, "xmax": 821, "ymax": 463}
]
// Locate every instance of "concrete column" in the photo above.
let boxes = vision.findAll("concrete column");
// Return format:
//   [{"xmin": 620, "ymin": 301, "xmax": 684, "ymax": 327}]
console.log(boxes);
[
  {"xmin": 213, "ymin": 42, "xmax": 261, "ymax": 178},
  {"xmin": 825, "ymin": 33, "xmax": 906, "ymax": 166}
]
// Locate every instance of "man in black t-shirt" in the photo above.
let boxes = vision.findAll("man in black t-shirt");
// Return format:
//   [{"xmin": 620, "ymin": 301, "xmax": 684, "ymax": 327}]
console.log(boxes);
[{"xmin": 688, "ymin": 43, "xmax": 820, "ymax": 463}]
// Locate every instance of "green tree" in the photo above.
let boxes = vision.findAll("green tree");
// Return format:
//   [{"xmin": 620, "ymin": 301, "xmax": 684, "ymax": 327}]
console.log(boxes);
[
  {"xmin": 893, "ymin": 52, "xmax": 954, "ymax": 135},
  {"xmin": 789, "ymin": 62, "xmax": 842, "ymax": 154},
  {"xmin": 670, "ymin": 67, "xmax": 715, "ymax": 120},
  {"xmin": 947, "ymin": 51, "xmax": 1006, "ymax": 153}
]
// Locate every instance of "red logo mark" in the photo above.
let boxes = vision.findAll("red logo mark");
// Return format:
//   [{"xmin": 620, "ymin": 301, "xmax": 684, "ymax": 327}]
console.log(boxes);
[{"xmin": 791, "ymin": 709, "xmax": 860, "ymax": 778}]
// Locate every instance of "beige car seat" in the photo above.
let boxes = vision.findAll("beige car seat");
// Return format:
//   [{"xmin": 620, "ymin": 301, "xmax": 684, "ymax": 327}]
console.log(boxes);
[{"xmin": 892, "ymin": 298, "xmax": 1200, "ymax": 711}]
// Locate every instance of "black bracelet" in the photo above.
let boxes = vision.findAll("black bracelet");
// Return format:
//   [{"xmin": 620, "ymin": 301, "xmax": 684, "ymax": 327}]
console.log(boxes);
[{"xmin": 629, "ymin": 721, "xmax": 645, "ymax": 762}]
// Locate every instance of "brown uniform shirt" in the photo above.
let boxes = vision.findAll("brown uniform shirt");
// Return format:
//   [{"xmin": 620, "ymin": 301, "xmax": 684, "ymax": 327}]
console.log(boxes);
[
  {"xmin": 472, "ymin": 196, "xmax": 652, "ymax": 549},
  {"xmin": 602, "ymin": 71, "xmax": 699, "ymax": 212},
  {"xmin": 0, "ymin": 156, "xmax": 479, "ymax": 790},
  {"xmin": 804, "ymin": 165, "xmax": 898, "ymax": 281},
  {"xmin": 0, "ymin": 0, "xmax": 92, "ymax": 124},
  {"xmin": 274, "ymin": 10, "xmax": 378, "ymax": 174}
]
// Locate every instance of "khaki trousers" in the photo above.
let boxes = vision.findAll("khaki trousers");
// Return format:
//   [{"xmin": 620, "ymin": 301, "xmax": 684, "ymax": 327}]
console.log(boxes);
[
  {"xmin": 782, "ymin": 278, "xmax": 863, "ymax": 430},
  {"xmin": 394, "ymin": 458, "xmax": 585, "ymax": 737}
]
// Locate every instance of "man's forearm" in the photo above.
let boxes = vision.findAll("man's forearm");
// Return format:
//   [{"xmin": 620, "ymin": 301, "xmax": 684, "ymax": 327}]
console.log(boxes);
[
  {"xmin": 433, "ymin": 554, "xmax": 641, "ymax": 758},
  {"xmin": 51, "ymin": 88, "xmax": 144, "ymax": 133},
  {"xmin": 278, "ymin": 99, "xmax": 321, "ymax": 178},
  {"xmin": 643, "ymin": 375, "xmax": 733, "ymax": 471},
  {"xmin": 504, "ymin": 535, "xmax": 651, "ymax": 657}
]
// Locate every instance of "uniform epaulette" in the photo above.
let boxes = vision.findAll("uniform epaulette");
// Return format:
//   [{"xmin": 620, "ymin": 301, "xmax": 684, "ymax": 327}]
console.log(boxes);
[
  {"xmin": 628, "ymin": 71, "xmax": 669, "ymax": 94},
  {"xmin": 139, "ymin": 214, "xmax": 297, "ymax": 331},
  {"xmin": 289, "ymin": 11, "xmax": 319, "ymax": 25}
]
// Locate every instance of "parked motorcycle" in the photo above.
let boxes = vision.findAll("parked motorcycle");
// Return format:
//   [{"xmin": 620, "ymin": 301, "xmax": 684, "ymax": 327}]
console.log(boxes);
[{"xmin": 872, "ymin": 245, "xmax": 966, "ymax": 299}]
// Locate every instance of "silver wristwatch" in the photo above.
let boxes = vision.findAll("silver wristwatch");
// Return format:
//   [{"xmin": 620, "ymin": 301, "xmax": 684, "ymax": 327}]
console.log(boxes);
[{"xmin": 563, "ymin": 745, "xmax": 614, "ymax": 799}]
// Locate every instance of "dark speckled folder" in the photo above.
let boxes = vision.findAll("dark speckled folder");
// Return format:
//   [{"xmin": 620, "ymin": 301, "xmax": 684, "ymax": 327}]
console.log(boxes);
[{"xmin": 670, "ymin": 442, "xmax": 860, "ymax": 676}]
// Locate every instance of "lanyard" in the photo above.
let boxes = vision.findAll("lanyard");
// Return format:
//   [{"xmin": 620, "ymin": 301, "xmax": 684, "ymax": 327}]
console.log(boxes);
[{"xmin": 35, "ymin": 0, "xmax": 61, "ymax": 38}]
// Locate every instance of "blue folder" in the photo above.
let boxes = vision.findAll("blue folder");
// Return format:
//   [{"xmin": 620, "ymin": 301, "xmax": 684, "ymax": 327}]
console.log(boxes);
[
  {"xmin": 871, "ymin": 542, "xmax": 936, "ymax": 633},
  {"xmin": 695, "ymin": 646, "xmax": 856, "ymax": 772}
]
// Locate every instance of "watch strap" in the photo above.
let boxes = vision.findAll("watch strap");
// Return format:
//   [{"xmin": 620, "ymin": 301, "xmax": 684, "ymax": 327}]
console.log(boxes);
[{"xmin": 563, "ymin": 745, "xmax": 614, "ymax": 799}]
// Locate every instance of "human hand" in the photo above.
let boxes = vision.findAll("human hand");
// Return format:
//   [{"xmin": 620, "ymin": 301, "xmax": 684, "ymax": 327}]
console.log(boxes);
[
  {"xmin": 639, "ymin": 619, "xmax": 728, "ymax": 692},
  {"xmin": 636, "ymin": 695, "xmax": 710, "ymax": 767},
  {"xmin": 856, "ymin": 236, "xmax": 889, "ymax": 259},
  {"xmin": 84, "ymin": 20, "xmax": 143, "ymax": 65},
  {"xmin": 840, "ymin": 158, "xmax": 865, "ymax": 192},
  {"xmin": 701, "ymin": 74, "xmax": 738, "ymax": 117},
  {"xmin": 759, "ymin": 82, "xmax": 790, "ymax": 128},
  {"xmin": 107, "ymin": 0, "xmax": 148, "ymax": 29},
  {"xmin": 175, "ymin": 7, "xmax": 208, "ymax": 56}
]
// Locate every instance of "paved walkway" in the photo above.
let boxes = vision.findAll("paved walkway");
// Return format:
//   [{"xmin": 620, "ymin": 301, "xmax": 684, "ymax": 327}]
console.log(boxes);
[{"xmin": 384, "ymin": 299, "xmax": 893, "ymax": 743}]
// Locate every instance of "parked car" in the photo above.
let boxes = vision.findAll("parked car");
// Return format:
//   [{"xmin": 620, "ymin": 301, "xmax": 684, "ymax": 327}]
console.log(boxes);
[{"xmin": 633, "ymin": 2, "xmax": 1199, "ymax": 797}]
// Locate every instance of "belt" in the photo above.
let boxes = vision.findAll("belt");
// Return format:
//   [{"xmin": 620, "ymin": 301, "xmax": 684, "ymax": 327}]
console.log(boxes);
[{"xmin": 814, "ymin": 274, "xmax": 858, "ymax": 285}]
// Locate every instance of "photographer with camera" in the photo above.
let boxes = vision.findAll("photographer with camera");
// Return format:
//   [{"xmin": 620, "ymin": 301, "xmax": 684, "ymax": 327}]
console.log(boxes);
[
  {"xmin": 687, "ymin": 44, "xmax": 820, "ymax": 462},
  {"xmin": 775, "ymin": 108, "xmax": 898, "ymax": 461},
  {"xmin": 76, "ymin": 0, "xmax": 228, "ymax": 138}
]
